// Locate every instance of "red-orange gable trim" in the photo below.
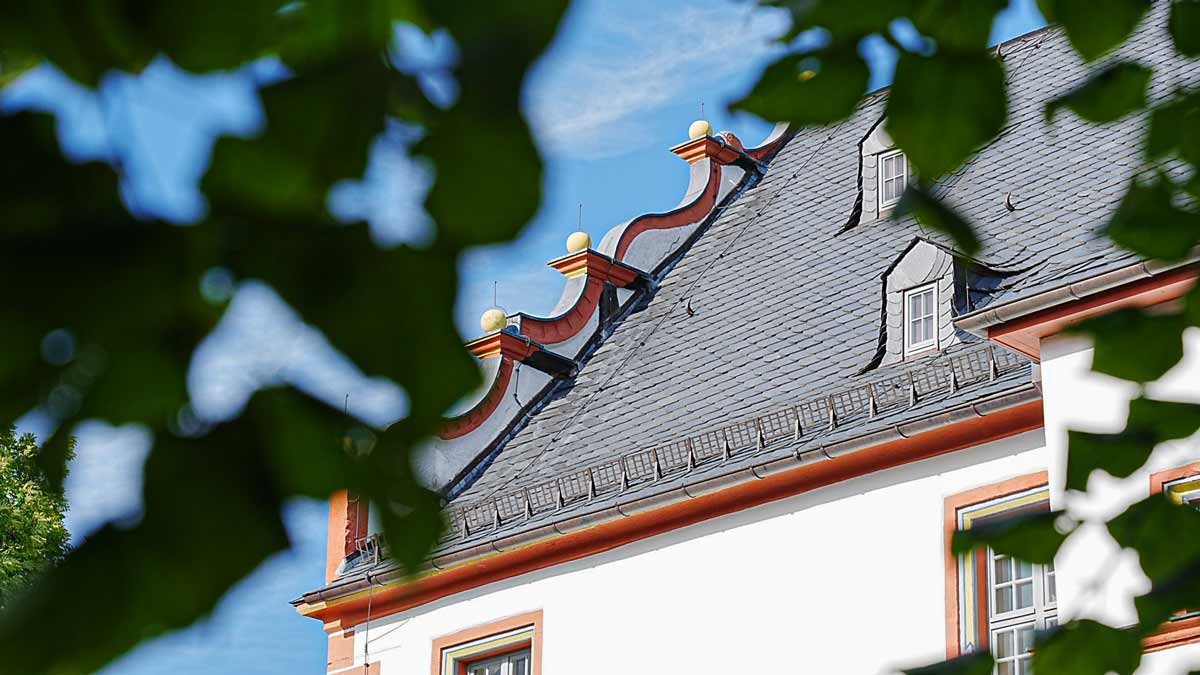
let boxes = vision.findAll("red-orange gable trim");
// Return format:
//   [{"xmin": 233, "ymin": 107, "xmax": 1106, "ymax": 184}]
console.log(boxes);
[
  {"xmin": 299, "ymin": 400, "xmax": 1042, "ymax": 631},
  {"xmin": 613, "ymin": 160, "xmax": 722, "ymax": 261},
  {"xmin": 745, "ymin": 130, "xmax": 789, "ymax": 161},
  {"xmin": 989, "ymin": 268, "xmax": 1197, "ymax": 359},
  {"xmin": 438, "ymin": 359, "xmax": 515, "ymax": 441},
  {"xmin": 518, "ymin": 277, "xmax": 605, "ymax": 345}
]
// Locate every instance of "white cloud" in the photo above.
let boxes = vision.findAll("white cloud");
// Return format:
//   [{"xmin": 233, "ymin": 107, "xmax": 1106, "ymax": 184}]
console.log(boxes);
[{"xmin": 526, "ymin": 1, "xmax": 789, "ymax": 158}]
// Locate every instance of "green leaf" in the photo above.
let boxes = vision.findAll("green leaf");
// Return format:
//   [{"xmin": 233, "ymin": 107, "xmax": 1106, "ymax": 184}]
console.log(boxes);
[
  {"xmin": 1032, "ymin": 619, "xmax": 1143, "ymax": 675},
  {"xmin": 276, "ymin": 0, "xmax": 427, "ymax": 68},
  {"xmin": 769, "ymin": 0, "xmax": 915, "ymax": 40},
  {"xmin": 1146, "ymin": 90, "xmax": 1200, "ymax": 165},
  {"xmin": 1107, "ymin": 174, "xmax": 1200, "ymax": 261},
  {"xmin": 1186, "ymin": 279, "xmax": 1200, "ymax": 327},
  {"xmin": 952, "ymin": 510, "xmax": 1070, "ymax": 564},
  {"xmin": 886, "ymin": 50, "xmax": 1006, "ymax": 178},
  {"xmin": 1045, "ymin": 62, "xmax": 1151, "ymax": 124},
  {"xmin": 202, "ymin": 55, "xmax": 395, "ymax": 220},
  {"xmin": 903, "ymin": 653, "xmax": 994, "ymax": 675},
  {"xmin": 911, "ymin": 0, "xmax": 1008, "ymax": 51},
  {"xmin": 0, "ymin": 49, "xmax": 38, "ymax": 87},
  {"xmin": 1067, "ymin": 309, "xmax": 1188, "ymax": 383},
  {"xmin": 1038, "ymin": 0, "xmax": 1152, "ymax": 61},
  {"xmin": 134, "ymin": 0, "xmax": 286, "ymax": 73},
  {"xmin": 1109, "ymin": 495, "xmax": 1200, "ymax": 581},
  {"xmin": 894, "ymin": 182, "xmax": 981, "ymax": 256},
  {"xmin": 1135, "ymin": 559, "xmax": 1200, "ymax": 631},
  {"xmin": 1067, "ymin": 430, "xmax": 1154, "ymax": 491},
  {"xmin": 416, "ymin": 0, "xmax": 568, "ymax": 247},
  {"xmin": 1171, "ymin": 0, "xmax": 1200, "ymax": 56},
  {"xmin": 730, "ymin": 43, "xmax": 870, "ymax": 127},
  {"xmin": 1066, "ymin": 397, "xmax": 1200, "ymax": 490},
  {"xmin": 0, "ymin": 111, "xmax": 215, "ymax": 488}
]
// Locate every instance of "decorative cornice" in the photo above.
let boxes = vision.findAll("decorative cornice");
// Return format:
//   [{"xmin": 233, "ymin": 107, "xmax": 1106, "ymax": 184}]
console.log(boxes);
[
  {"xmin": 546, "ymin": 249, "xmax": 642, "ymax": 285},
  {"xmin": 464, "ymin": 330, "xmax": 540, "ymax": 360},
  {"xmin": 669, "ymin": 136, "xmax": 745, "ymax": 165}
]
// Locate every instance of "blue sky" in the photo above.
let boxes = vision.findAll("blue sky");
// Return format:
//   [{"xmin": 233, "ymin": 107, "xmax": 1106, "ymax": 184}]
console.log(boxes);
[{"xmin": 5, "ymin": 1, "xmax": 1044, "ymax": 672}]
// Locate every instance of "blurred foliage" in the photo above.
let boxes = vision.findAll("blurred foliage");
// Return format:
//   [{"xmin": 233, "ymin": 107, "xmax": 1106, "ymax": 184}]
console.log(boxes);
[
  {"xmin": 737, "ymin": 1, "xmax": 1200, "ymax": 675},
  {"xmin": 0, "ymin": 0, "xmax": 565, "ymax": 671},
  {"xmin": 0, "ymin": 429, "xmax": 70, "ymax": 610},
  {"xmin": 951, "ymin": 510, "xmax": 1070, "ymax": 565},
  {"xmin": 2, "ymin": 0, "xmax": 1200, "ymax": 672}
]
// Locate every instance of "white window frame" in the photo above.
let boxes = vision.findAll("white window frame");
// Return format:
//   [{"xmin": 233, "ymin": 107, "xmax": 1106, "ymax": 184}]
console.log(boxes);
[
  {"xmin": 465, "ymin": 648, "xmax": 531, "ymax": 675},
  {"xmin": 988, "ymin": 552, "xmax": 1057, "ymax": 675},
  {"xmin": 878, "ymin": 149, "xmax": 908, "ymax": 211},
  {"xmin": 903, "ymin": 283, "xmax": 938, "ymax": 356}
]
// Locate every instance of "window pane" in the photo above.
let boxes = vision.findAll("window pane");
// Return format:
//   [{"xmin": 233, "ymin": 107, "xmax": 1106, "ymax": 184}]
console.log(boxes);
[
  {"xmin": 1018, "ymin": 626, "xmax": 1035, "ymax": 653},
  {"xmin": 996, "ymin": 586, "xmax": 1014, "ymax": 613},
  {"xmin": 1045, "ymin": 568, "xmax": 1057, "ymax": 604},
  {"xmin": 921, "ymin": 316, "xmax": 934, "ymax": 341},
  {"xmin": 1017, "ymin": 580, "xmax": 1034, "ymax": 609},
  {"xmin": 994, "ymin": 556, "xmax": 1012, "ymax": 583},
  {"xmin": 995, "ymin": 630, "xmax": 1014, "ymax": 658},
  {"xmin": 1016, "ymin": 559, "xmax": 1033, "ymax": 579},
  {"xmin": 1019, "ymin": 660, "xmax": 1033, "ymax": 675},
  {"xmin": 511, "ymin": 657, "xmax": 529, "ymax": 675},
  {"xmin": 998, "ymin": 663, "xmax": 1015, "ymax": 675}
]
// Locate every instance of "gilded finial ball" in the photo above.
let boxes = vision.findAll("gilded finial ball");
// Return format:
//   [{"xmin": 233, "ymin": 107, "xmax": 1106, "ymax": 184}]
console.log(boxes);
[
  {"xmin": 566, "ymin": 231, "xmax": 592, "ymax": 253},
  {"xmin": 688, "ymin": 119, "xmax": 713, "ymax": 140},
  {"xmin": 798, "ymin": 69, "xmax": 817, "ymax": 82},
  {"xmin": 480, "ymin": 307, "xmax": 507, "ymax": 333}
]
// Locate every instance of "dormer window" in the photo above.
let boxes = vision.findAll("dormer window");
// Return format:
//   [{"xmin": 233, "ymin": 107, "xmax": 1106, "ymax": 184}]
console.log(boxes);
[
  {"xmin": 904, "ymin": 283, "xmax": 937, "ymax": 355},
  {"xmin": 878, "ymin": 149, "xmax": 908, "ymax": 211}
]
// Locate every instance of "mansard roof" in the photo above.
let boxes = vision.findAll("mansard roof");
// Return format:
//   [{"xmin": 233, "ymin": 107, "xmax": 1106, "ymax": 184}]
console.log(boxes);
[{"xmin": 358, "ymin": 8, "xmax": 1198, "ymax": 579}]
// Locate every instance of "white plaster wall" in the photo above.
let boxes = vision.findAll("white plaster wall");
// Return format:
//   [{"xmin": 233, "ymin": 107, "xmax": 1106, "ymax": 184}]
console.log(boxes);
[
  {"xmin": 347, "ymin": 431, "xmax": 1050, "ymax": 675},
  {"xmin": 1041, "ymin": 327, "xmax": 1200, "ymax": 674}
]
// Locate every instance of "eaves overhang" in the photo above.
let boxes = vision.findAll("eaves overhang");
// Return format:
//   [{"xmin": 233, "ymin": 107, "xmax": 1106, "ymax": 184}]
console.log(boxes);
[{"xmin": 955, "ymin": 256, "xmax": 1200, "ymax": 359}]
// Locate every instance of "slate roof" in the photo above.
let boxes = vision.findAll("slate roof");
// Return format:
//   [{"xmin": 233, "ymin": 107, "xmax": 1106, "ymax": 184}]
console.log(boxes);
[
  {"xmin": 446, "ymin": 7, "xmax": 1197, "ymax": 508},
  {"xmin": 327, "ymin": 9, "xmax": 1200, "ymax": 577}
]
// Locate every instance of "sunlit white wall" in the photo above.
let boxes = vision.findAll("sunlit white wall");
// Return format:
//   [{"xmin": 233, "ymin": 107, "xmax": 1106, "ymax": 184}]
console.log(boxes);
[{"xmin": 345, "ymin": 431, "xmax": 1047, "ymax": 675}]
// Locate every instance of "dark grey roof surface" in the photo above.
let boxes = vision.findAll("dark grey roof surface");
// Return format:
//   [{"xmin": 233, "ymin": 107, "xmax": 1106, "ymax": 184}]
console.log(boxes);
[{"xmin": 395, "ymin": 8, "xmax": 1199, "ymax": 562}]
